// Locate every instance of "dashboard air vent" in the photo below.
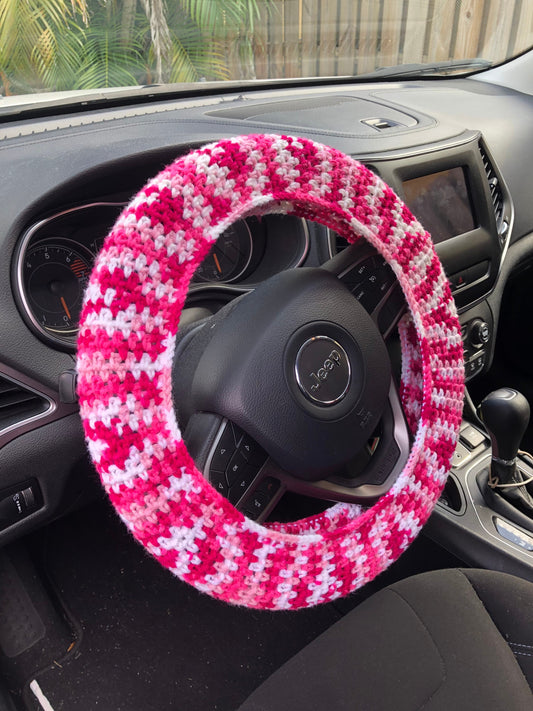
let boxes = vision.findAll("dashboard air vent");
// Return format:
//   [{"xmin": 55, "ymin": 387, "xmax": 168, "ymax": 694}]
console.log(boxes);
[
  {"xmin": 479, "ymin": 142, "xmax": 504, "ymax": 232},
  {"xmin": 0, "ymin": 375, "xmax": 49, "ymax": 432}
]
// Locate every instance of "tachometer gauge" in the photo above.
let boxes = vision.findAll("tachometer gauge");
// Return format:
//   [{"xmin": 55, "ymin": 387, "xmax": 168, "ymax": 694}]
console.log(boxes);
[
  {"xmin": 22, "ymin": 240, "xmax": 92, "ymax": 340},
  {"xmin": 195, "ymin": 220, "xmax": 253, "ymax": 283}
]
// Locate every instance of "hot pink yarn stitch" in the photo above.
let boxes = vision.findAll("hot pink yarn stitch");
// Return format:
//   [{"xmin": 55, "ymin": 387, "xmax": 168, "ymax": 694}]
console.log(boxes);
[{"xmin": 77, "ymin": 134, "xmax": 464, "ymax": 610}]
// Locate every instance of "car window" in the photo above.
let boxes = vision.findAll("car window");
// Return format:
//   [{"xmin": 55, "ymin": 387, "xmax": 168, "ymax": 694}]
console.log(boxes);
[{"xmin": 1, "ymin": 0, "xmax": 532, "ymax": 100}]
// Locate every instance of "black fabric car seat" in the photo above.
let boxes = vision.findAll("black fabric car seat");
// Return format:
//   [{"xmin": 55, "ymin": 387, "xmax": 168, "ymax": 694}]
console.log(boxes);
[{"xmin": 238, "ymin": 568, "xmax": 533, "ymax": 711}]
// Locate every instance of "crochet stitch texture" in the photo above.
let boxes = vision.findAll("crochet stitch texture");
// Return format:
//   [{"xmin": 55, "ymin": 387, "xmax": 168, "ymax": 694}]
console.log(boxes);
[{"xmin": 77, "ymin": 134, "xmax": 464, "ymax": 610}]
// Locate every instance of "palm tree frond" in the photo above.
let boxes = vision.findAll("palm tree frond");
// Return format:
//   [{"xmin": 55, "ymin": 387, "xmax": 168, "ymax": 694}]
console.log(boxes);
[{"xmin": 0, "ymin": 0, "xmax": 266, "ymax": 93}]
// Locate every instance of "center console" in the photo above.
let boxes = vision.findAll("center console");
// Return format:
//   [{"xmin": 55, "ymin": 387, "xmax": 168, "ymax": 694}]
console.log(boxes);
[
  {"xmin": 372, "ymin": 132, "xmax": 533, "ymax": 580},
  {"xmin": 372, "ymin": 130, "xmax": 513, "ymax": 314},
  {"xmin": 368, "ymin": 131, "xmax": 511, "ymax": 384},
  {"xmin": 429, "ymin": 396, "xmax": 533, "ymax": 582}
]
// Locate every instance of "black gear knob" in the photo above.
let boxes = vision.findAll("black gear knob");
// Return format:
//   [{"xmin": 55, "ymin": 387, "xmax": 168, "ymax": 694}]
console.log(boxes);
[{"xmin": 480, "ymin": 388, "xmax": 530, "ymax": 464}]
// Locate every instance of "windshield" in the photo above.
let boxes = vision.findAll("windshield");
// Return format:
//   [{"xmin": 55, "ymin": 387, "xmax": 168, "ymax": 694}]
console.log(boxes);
[{"xmin": 1, "ymin": 0, "xmax": 532, "ymax": 99}]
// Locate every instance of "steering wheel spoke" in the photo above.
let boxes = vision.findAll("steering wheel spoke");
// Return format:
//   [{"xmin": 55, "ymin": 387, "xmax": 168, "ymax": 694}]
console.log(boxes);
[
  {"xmin": 239, "ymin": 379, "xmax": 410, "ymax": 521},
  {"xmin": 276, "ymin": 379, "xmax": 410, "ymax": 505},
  {"xmin": 322, "ymin": 242, "xmax": 406, "ymax": 339},
  {"xmin": 186, "ymin": 378, "xmax": 409, "ymax": 524},
  {"xmin": 185, "ymin": 413, "xmax": 284, "ymax": 522}
]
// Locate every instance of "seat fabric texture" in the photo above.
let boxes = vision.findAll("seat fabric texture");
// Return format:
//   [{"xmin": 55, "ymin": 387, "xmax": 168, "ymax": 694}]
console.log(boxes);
[{"xmin": 238, "ymin": 568, "xmax": 533, "ymax": 711}]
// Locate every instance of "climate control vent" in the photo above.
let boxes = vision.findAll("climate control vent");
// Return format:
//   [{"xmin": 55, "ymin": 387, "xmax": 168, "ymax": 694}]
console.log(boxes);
[
  {"xmin": 479, "ymin": 142, "xmax": 505, "ymax": 235},
  {"xmin": 0, "ymin": 375, "xmax": 49, "ymax": 432}
]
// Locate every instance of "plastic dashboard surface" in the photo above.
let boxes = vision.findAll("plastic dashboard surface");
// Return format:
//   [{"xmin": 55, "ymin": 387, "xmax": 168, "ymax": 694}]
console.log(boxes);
[{"xmin": 1, "ymin": 75, "xmax": 533, "ymax": 542}]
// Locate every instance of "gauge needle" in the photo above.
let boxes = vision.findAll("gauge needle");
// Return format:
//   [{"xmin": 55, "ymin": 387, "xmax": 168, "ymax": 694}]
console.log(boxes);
[
  {"xmin": 213, "ymin": 253, "xmax": 222, "ymax": 274},
  {"xmin": 60, "ymin": 296, "xmax": 72, "ymax": 320}
]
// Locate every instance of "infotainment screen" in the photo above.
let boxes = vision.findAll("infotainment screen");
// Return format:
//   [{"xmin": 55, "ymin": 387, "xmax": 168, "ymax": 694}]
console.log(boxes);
[{"xmin": 402, "ymin": 166, "xmax": 476, "ymax": 244}]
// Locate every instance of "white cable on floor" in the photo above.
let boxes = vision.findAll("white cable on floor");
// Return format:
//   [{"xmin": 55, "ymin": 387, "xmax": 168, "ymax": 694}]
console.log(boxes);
[{"xmin": 30, "ymin": 680, "xmax": 55, "ymax": 711}]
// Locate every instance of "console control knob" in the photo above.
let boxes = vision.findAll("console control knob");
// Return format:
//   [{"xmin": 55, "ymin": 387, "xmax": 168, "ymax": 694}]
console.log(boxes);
[{"xmin": 469, "ymin": 319, "xmax": 490, "ymax": 348}]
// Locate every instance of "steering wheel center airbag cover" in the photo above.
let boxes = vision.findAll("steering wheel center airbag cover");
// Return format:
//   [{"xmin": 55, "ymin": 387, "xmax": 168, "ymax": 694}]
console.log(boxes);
[
  {"xmin": 295, "ymin": 335, "xmax": 350, "ymax": 405},
  {"xmin": 77, "ymin": 134, "xmax": 464, "ymax": 610},
  {"xmin": 189, "ymin": 267, "xmax": 389, "ymax": 479}
]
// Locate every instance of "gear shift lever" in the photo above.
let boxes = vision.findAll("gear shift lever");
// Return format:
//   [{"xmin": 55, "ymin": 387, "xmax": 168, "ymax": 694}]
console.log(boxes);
[
  {"xmin": 480, "ymin": 388, "xmax": 533, "ymax": 514},
  {"xmin": 480, "ymin": 388, "xmax": 530, "ymax": 480}
]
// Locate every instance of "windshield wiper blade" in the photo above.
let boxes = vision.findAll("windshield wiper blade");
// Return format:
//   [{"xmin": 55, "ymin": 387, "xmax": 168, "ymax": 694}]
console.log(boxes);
[{"xmin": 356, "ymin": 58, "xmax": 493, "ymax": 80}]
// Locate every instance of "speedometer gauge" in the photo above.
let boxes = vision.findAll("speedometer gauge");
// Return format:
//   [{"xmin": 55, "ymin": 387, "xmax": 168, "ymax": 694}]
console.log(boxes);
[
  {"xmin": 22, "ymin": 240, "xmax": 92, "ymax": 339},
  {"xmin": 195, "ymin": 221, "xmax": 253, "ymax": 283}
]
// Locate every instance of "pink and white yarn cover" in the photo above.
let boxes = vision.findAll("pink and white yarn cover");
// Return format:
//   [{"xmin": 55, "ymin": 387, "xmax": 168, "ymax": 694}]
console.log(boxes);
[{"xmin": 77, "ymin": 134, "xmax": 464, "ymax": 610}]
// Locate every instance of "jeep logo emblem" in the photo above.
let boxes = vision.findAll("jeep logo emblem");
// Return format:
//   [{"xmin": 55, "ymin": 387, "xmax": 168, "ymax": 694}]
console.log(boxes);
[
  {"xmin": 309, "ymin": 349, "xmax": 343, "ymax": 390},
  {"xmin": 295, "ymin": 337, "xmax": 351, "ymax": 406}
]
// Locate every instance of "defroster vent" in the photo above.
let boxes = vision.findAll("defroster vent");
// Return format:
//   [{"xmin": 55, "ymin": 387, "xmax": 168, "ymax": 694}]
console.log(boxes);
[{"xmin": 0, "ymin": 374, "xmax": 49, "ymax": 432}]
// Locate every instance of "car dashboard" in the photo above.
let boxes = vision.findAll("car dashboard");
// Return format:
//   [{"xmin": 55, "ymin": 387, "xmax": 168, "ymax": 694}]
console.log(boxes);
[{"xmin": 1, "ymin": 74, "xmax": 533, "ymax": 577}]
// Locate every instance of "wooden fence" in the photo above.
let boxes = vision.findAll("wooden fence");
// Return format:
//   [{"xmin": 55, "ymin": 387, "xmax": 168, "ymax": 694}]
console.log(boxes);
[{"xmin": 225, "ymin": 0, "xmax": 533, "ymax": 81}]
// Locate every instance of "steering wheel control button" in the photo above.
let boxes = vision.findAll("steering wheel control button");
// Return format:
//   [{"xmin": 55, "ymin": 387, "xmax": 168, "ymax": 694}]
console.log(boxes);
[
  {"xmin": 209, "ymin": 470, "xmax": 229, "ymax": 497},
  {"xmin": 229, "ymin": 469, "xmax": 258, "ymax": 505},
  {"xmin": 340, "ymin": 256, "xmax": 395, "ymax": 315},
  {"xmin": 244, "ymin": 492, "xmax": 270, "ymax": 517},
  {"xmin": 205, "ymin": 420, "xmax": 268, "ymax": 503},
  {"xmin": 226, "ymin": 450, "xmax": 251, "ymax": 486},
  {"xmin": 238, "ymin": 435, "xmax": 267, "ymax": 466},
  {"xmin": 209, "ymin": 422, "xmax": 241, "ymax": 474},
  {"xmin": 295, "ymin": 337, "xmax": 351, "ymax": 406},
  {"xmin": 254, "ymin": 477, "xmax": 280, "ymax": 500},
  {"xmin": 240, "ymin": 478, "xmax": 281, "ymax": 520}
]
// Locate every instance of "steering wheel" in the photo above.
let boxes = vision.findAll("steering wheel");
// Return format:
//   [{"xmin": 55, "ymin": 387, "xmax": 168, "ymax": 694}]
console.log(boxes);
[{"xmin": 77, "ymin": 134, "xmax": 464, "ymax": 610}]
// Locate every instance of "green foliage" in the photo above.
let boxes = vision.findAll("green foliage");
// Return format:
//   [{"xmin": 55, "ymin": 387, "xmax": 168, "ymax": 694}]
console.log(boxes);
[
  {"xmin": 32, "ymin": 23, "xmax": 85, "ymax": 91},
  {"xmin": 0, "ymin": 0, "xmax": 269, "ymax": 95},
  {"xmin": 167, "ymin": 3, "xmax": 229, "ymax": 83},
  {"xmin": 74, "ymin": 9, "xmax": 146, "ymax": 89},
  {"xmin": 183, "ymin": 0, "xmax": 263, "ymax": 36},
  {"xmin": 0, "ymin": 0, "xmax": 88, "ymax": 93}
]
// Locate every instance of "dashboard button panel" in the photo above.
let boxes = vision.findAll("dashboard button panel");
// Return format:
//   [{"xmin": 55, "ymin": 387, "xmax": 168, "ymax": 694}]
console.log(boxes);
[
  {"xmin": 460, "ymin": 424, "xmax": 486, "ymax": 450},
  {"xmin": 461, "ymin": 314, "xmax": 492, "ymax": 381}
]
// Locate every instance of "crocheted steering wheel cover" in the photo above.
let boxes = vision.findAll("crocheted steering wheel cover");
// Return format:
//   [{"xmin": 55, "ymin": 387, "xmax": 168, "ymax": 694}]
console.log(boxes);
[{"xmin": 77, "ymin": 134, "xmax": 464, "ymax": 610}]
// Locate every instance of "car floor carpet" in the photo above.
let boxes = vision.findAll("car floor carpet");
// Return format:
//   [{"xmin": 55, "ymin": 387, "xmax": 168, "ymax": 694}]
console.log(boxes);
[
  {"xmin": 14, "ymin": 499, "xmax": 460, "ymax": 711},
  {"xmin": 0, "ymin": 543, "xmax": 75, "ymax": 708}
]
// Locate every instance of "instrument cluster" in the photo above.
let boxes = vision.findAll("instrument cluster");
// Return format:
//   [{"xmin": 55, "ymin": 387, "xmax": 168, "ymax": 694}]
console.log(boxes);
[{"xmin": 13, "ymin": 202, "xmax": 310, "ymax": 350}]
